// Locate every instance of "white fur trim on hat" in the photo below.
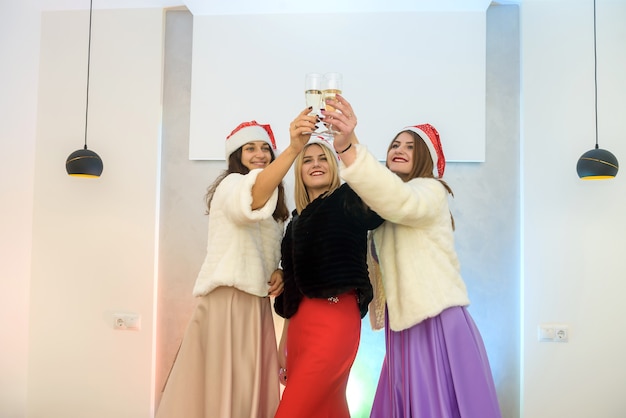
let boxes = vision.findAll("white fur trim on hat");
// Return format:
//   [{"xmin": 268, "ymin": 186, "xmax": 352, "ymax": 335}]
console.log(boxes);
[
  {"xmin": 225, "ymin": 121, "xmax": 278, "ymax": 160},
  {"xmin": 403, "ymin": 124, "xmax": 445, "ymax": 178}
]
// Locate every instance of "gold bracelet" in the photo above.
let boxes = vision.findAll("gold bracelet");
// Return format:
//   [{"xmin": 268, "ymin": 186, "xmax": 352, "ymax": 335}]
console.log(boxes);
[{"xmin": 336, "ymin": 143, "xmax": 352, "ymax": 154}]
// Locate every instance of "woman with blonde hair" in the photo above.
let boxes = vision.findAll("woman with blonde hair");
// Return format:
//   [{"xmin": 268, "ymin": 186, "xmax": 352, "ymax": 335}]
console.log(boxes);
[{"xmin": 274, "ymin": 126, "xmax": 383, "ymax": 418}]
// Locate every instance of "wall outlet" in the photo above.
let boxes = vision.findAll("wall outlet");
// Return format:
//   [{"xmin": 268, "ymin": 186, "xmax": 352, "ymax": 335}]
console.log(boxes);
[
  {"xmin": 113, "ymin": 313, "xmax": 141, "ymax": 331},
  {"xmin": 554, "ymin": 326, "xmax": 569, "ymax": 342}
]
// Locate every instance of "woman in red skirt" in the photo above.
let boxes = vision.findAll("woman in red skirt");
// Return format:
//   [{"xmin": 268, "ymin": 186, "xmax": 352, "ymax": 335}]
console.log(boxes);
[{"xmin": 274, "ymin": 117, "xmax": 383, "ymax": 418}]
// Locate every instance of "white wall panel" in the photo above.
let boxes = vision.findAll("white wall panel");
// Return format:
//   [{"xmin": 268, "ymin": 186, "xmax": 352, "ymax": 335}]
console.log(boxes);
[
  {"xmin": 28, "ymin": 9, "xmax": 164, "ymax": 417},
  {"xmin": 189, "ymin": 11, "xmax": 487, "ymax": 162}
]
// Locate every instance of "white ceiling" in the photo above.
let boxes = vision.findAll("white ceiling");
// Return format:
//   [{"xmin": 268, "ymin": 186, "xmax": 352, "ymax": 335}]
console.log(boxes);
[
  {"xmin": 38, "ymin": 0, "xmax": 182, "ymax": 11},
  {"xmin": 38, "ymin": 0, "xmax": 504, "ymax": 14}
]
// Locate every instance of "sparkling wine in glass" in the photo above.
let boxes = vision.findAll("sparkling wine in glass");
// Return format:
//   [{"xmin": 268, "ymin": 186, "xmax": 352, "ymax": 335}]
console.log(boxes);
[
  {"xmin": 304, "ymin": 73, "xmax": 323, "ymax": 135},
  {"xmin": 322, "ymin": 72, "xmax": 343, "ymax": 136}
]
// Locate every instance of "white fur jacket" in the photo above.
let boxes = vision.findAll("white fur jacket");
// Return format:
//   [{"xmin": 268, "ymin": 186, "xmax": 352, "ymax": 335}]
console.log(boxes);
[
  {"xmin": 340, "ymin": 145, "xmax": 470, "ymax": 332},
  {"xmin": 193, "ymin": 169, "xmax": 284, "ymax": 298}
]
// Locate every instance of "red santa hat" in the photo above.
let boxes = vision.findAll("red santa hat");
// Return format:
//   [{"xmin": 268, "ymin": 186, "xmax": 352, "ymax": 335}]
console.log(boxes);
[
  {"xmin": 225, "ymin": 120, "xmax": 277, "ymax": 159},
  {"xmin": 306, "ymin": 134, "xmax": 339, "ymax": 165},
  {"xmin": 403, "ymin": 123, "xmax": 445, "ymax": 178}
]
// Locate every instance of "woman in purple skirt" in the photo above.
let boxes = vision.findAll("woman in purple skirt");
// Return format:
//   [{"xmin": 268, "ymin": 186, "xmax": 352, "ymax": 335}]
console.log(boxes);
[{"xmin": 323, "ymin": 95, "xmax": 502, "ymax": 418}]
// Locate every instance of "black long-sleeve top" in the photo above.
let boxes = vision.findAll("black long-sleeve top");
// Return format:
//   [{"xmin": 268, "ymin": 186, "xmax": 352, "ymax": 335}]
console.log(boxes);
[{"xmin": 274, "ymin": 183, "xmax": 384, "ymax": 319}]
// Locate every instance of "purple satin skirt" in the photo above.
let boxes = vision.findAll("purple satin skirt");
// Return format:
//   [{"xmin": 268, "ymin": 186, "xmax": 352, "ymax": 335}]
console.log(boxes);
[{"xmin": 370, "ymin": 306, "xmax": 502, "ymax": 418}]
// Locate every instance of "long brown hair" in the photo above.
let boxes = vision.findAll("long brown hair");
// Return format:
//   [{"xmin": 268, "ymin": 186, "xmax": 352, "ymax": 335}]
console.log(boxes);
[
  {"xmin": 293, "ymin": 143, "xmax": 341, "ymax": 214},
  {"xmin": 205, "ymin": 147, "xmax": 289, "ymax": 222},
  {"xmin": 387, "ymin": 129, "xmax": 455, "ymax": 228}
]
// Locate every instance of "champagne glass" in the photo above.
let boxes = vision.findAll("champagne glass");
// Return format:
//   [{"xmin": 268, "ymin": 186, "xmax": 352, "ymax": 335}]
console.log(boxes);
[
  {"xmin": 304, "ymin": 73, "xmax": 323, "ymax": 135},
  {"xmin": 322, "ymin": 72, "xmax": 343, "ymax": 137}
]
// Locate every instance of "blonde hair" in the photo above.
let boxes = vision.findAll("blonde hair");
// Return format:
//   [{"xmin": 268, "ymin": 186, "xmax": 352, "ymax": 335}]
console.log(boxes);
[{"xmin": 293, "ymin": 143, "xmax": 341, "ymax": 214}]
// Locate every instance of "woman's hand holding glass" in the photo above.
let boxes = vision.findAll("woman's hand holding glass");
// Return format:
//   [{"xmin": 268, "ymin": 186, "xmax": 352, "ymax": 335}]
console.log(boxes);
[
  {"xmin": 319, "ymin": 72, "xmax": 343, "ymax": 137},
  {"xmin": 286, "ymin": 107, "xmax": 319, "ymax": 158},
  {"xmin": 322, "ymin": 94, "xmax": 357, "ymax": 155},
  {"xmin": 303, "ymin": 72, "xmax": 344, "ymax": 137}
]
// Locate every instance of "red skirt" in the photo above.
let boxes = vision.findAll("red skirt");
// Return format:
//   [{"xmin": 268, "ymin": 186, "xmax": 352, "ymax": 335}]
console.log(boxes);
[{"xmin": 275, "ymin": 291, "xmax": 360, "ymax": 418}]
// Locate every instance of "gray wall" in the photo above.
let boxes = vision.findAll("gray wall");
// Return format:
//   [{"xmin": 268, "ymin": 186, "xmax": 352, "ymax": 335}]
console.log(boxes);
[
  {"xmin": 448, "ymin": 5, "xmax": 520, "ymax": 417},
  {"xmin": 157, "ymin": 5, "xmax": 520, "ymax": 416},
  {"xmin": 156, "ymin": 9, "xmax": 214, "ymax": 399}
]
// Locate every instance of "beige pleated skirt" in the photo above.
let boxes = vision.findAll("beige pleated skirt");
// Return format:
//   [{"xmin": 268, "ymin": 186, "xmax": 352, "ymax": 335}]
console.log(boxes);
[{"xmin": 156, "ymin": 286, "xmax": 280, "ymax": 418}]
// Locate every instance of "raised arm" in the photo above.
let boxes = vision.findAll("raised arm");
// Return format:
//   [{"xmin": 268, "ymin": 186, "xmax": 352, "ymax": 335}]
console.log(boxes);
[
  {"xmin": 251, "ymin": 108, "xmax": 317, "ymax": 209},
  {"xmin": 322, "ymin": 94, "xmax": 359, "ymax": 166}
]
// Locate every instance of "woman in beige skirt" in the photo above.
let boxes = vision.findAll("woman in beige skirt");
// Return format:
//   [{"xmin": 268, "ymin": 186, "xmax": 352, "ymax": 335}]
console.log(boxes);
[{"xmin": 156, "ymin": 117, "xmax": 311, "ymax": 418}]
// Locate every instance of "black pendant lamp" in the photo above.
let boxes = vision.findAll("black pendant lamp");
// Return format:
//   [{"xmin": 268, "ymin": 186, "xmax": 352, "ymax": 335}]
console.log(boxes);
[
  {"xmin": 66, "ymin": 0, "xmax": 103, "ymax": 178},
  {"xmin": 576, "ymin": 0, "xmax": 618, "ymax": 180}
]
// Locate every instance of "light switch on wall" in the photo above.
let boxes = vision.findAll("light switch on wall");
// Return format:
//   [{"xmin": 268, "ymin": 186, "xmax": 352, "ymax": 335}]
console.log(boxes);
[{"xmin": 538, "ymin": 323, "xmax": 569, "ymax": 342}]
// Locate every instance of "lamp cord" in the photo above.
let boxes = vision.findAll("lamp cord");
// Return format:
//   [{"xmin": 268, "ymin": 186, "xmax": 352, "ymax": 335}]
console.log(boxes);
[
  {"xmin": 83, "ymin": 0, "xmax": 93, "ymax": 150},
  {"xmin": 593, "ymin": 0, "xmax": 599, "ymax": 150}
]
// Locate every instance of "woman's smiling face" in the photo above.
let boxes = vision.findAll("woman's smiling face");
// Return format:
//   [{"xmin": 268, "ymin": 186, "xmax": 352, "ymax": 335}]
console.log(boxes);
[
  {"xmin": 387, "ymin": 132, "xmax": 415, "ymax": 176},
  {"xmin": 240, "ymin": 141, "xmax": 272, "ymax": 171},
  {"xmin": 301, "ymin": 144, "xmax": 332, "ymax": 199}
]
